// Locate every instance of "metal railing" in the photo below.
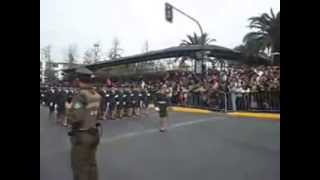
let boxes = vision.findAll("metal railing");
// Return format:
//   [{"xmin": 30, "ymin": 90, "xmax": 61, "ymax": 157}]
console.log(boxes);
[
  {"xmin": 151, "ymin": 91, "xmax": 280, "ymax": 113},
  {"xmin": 163, "ymin": 91, "xmax": 227, "ymax": 112},
  {"xmin": 225, "ymin": 91, "xmax": 280, "ymax": 112}
]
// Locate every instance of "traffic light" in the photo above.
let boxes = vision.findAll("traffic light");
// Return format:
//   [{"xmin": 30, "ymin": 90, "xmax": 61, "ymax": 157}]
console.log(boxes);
[{"xmin": 165, "ymin": 3, "xmax": 173, "ymax": 23}]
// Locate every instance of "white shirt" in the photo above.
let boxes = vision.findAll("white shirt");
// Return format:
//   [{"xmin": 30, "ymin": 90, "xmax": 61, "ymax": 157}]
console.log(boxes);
[
  {"xmin": 238, "ymin": 87, "xmax": 245, "ymax": 93},
  {"xmin": 230, "ymin": 86, "xmax": 238, "ymax": 93},
  {"xmin": 258, "ymin": 71, "xmax": 264, "ymax": 76},
  {"xmin": 244, "ymin": 88, "xmax": 251, "ymax": 93}
]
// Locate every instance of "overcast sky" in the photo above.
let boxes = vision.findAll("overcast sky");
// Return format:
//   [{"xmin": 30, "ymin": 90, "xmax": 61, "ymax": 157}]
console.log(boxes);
[{"xmin": 40, "ymin": 0, "xmax": 279, "ymax": 62}]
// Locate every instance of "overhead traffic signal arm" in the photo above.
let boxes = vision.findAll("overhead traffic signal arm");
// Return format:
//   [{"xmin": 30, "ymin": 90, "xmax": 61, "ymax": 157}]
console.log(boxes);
[{"xmin": 164, "ymin": 2, "xmax": 203, "ymax": 37}]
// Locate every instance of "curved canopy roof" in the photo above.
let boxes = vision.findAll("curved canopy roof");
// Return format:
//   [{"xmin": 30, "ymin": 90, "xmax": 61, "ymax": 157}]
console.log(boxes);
[{"xmin": 64, "ymin": 45, "xmax": 268, "ymax": 73}]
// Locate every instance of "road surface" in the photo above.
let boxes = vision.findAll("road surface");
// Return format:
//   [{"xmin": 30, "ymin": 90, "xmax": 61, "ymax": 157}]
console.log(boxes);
[{"xmin": 40, "ymin": 106, "xmax": 280, "ymax": 180}]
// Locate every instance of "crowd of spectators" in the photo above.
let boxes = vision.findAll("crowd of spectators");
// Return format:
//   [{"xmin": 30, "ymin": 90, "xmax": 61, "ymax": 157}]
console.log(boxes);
[
  {"xmin": 42, "ymin": 64, "xmax": 280, "ymax": 111},
  {"xmin": 135, "ymin": 64, "xmax": 280, "ymax": 109}
]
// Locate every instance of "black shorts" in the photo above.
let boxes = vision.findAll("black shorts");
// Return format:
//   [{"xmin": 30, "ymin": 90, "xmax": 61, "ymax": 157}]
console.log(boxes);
[
  {"xmin": 116, "ymin": 104, "xmax": 123, "ymax": 110},
  {"xmin": 109, "ymin": 104, "xmax": 115, "ymax": 111},
  {"xmin": 159, "ymin": 109, "xmax": 168, "ymax": 117},
  {"xmin": 127, "ymin": 103, "xmax": 133, "ymax": 108},
  {"xmin": 49, "ymin": 105, "xmax": 55, "ymax": 112},
  {"xmin": 57, "ymin": 108, "xmax": 65, "ymax": 114},
  {"xmin": 159, "ymin": 105, "xmax": 168, "ymax": 117},
  {"xmin": 131, "ymin": 101, "xmax": 138, "ymax": 108}
]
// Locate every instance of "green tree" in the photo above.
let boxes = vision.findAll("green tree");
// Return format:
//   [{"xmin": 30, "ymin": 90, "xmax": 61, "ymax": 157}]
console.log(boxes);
[
  {"xmin": 82, "ymin": 42, "xmax": 103, "ymax": 64},
  {"xmin": 66, "ymin": 44, "xmax": 78, "ymax": 68},
  {"xmin": 41, "ymin": 45, "xmax": 57, "ymax": 83},
  {"xmin": 93, "ymin": 42, "xmax": 103, "ymax": 63},
  {"xmin": 180, "ymin": 32, "xmax": 216, "ymax": 46},
  {"xmin": 83, "ymin": 49, "xmax": 94, "ymax": 64},
  {"xmin": 107, "ymin": 38, "xmax": 128, "ymax": 75},
  {"xmin": 243, "ymin": 9, "xmax": 280, "ymax": 57},
  {"xmin": 135, "ymin": 40, "xmax": 155, "ymax": 72},
  {"xmin": 234, "ymin": 42, "xmax": 269, "ymax": 65},
  {"xmin": 108, "ymin": 38, "xmax": 124, "ymax": 60},
  {"xmin": 176, "ymin": 32, "xmax": 216, "ymax": 69}
]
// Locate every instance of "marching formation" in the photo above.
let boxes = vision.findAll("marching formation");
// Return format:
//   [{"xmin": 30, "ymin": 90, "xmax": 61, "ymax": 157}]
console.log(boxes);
[
  {"xmin": 40, "ymin": 83, "xmax": 169, "ymax": 127},
  {"xmin": 41, "ymin": 67, "xmax": 171, "ymax": 180}
]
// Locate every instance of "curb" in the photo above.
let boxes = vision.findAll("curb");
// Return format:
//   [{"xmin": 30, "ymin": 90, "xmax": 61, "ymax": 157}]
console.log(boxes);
[
  {"xmin": 169, "ymin": 106, "xmax": 212, "ymax": 114},
  {"xmin": 153, "ymin": 105, "xmax": 280, "ymax": 120},
  {"xmin": 227, "ymin": 112, "xmax": 280, "ymax": 120}
]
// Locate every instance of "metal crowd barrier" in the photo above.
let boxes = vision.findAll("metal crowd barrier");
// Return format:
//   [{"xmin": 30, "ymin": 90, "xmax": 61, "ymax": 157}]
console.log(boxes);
[
  {"xmin": 157, "ymin": 91, "xmax": 280, "ymax": 113},
  {"xmin": 225, "ymin": 91, "xmax": 280, "ymax": 112},
  {"xmin": 168, "ymin": 92, "xmax": 228, "ymax": 112}
]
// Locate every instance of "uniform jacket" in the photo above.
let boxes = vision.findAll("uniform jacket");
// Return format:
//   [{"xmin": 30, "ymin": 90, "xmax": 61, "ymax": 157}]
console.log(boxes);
[{"xmin": 68, "ymin": 88, "xmax": 101, "ymax": 130}]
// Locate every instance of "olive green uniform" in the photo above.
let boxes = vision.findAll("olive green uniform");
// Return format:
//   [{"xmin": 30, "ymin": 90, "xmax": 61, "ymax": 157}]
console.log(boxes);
[
  {"xmin": 68, "ymin": 88, "xmax": 101, "ymax": 180},
  {"xmin": 156, "ymin": 93, "xmax": 169, "ymax": 118}
]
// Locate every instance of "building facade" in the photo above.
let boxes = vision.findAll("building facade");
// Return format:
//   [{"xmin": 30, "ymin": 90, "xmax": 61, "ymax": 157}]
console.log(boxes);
[{"xmin": 41, "ymin": 61, "xmax": 79, "ymax": 83}]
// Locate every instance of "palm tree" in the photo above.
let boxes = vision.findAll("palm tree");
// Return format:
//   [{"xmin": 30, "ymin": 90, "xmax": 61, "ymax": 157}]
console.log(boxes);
[
  {"xmin": 234, "ymin": 42, "xmax": 269, "ymax": 65},
  {"xmin": 176, "ymin": 32, "xmax": 216, "ymax": 68},
  {"xmin": 180, "ymin": 32, "xmax": 216, "ymax": 46},
  {"xmin": 243, "ymin": 9, "xmax": 280, "ymax": 57},
  {"xmin": 235, "ymin": 39, "xmax": 265, "ymax": 56}
]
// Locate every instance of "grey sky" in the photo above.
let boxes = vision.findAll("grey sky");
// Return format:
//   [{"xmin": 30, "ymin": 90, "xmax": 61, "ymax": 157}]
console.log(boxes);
[{"xmin": 40, "ymin": 0, "xmax": 280, "ymax": 62}]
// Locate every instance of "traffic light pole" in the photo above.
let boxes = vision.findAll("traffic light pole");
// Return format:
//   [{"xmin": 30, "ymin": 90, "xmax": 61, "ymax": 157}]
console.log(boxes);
[
  {"xmin": 166, "ymin": 3, "xmax": 205, "ymax": 73},
  {"xmin": 169, "ymin": 5, "xmax": 204, "ymax": 37}
]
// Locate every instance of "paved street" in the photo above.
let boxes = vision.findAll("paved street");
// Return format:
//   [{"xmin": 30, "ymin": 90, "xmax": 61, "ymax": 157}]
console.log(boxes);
[{"xmin": 40, "ymin": 106, "xmax": 280, "ymax": 180}]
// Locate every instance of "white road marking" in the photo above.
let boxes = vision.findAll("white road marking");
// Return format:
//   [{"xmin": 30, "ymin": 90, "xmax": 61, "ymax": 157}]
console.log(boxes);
[
  {"xmin": 100, "ymin": 117, "xmax": 219, "ymax": 144},
  {"xmin": 41, "ymin": 116, "xmax": 221, "ymax": 157}
]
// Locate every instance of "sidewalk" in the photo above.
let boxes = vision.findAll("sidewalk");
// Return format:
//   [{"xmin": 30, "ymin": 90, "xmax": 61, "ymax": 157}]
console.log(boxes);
[{"xmin": 169, "ymin": 106, "xmax": 280, "ymax": 120}]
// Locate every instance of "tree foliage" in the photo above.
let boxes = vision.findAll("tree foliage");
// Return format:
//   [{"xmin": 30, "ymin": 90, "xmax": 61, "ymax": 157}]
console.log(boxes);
[
  {"xmin": 177, "ymin": 32, "xmax": 216, "ymax": 70},
  {"xmin": 66, "ymin": 44, "xmax": 78, "ymax": 68},
  {"xmin": 41, "ymin": 45, "xmax": 58, "ymax": 83},
  {"xmin": 243, "ymin": 9, "xmax": 280, "ymax": 56},
  {"xmin": 108, "ymin": 38, "xmax": 124, "ymax": 60},
  {"xmin": 83, "ymin": 49, "xmax": 94, "ymax": 64}
]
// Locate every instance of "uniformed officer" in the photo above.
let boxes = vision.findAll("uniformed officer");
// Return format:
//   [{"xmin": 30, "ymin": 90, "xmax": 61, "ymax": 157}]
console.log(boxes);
[
  {"xmin": 103, "ymin": 87, "xmax": 112, "ymax": 120},
  {"xmin": 140, "ymin": 88, "xmax": 148, "ymax": 115},
  {"xmin": 64, "ymin": 94, "xmax": 73, "ymax": 127},
  {"xmin": 131, "ymin": 86, "xmax": 140, "ymax": 116},
  {"xmin": 109, "ymin": 86, "xmax": 117, "ymax": 120},
  {"xmin": 67, "ymin": 67, "xmax": 101, "ymax": 180},
  {"xmin": 121, "ymin": 86, "xmax": 130, "ymax": 117},
  {"xmin": 96, "ymin": 87, "xmax": 106, "ymax": 120},
  {"xmin": 145, "ymin": 88, "xmax": 152, "ymax": 108},
  {"xmin": 56, "ymin": 87, "xmax": 67, "ymax": 125},
  {"xmin": 68, "ymin": 87, "xmax": 75, "ymax": 98},
  {"xmin": 155, "ymin": 86, "xmax": 170, "ymax": 132},
  {"xmin": 40, "ymin": 87, "xmax": 45, "ymax": 105},
  {"xmin": 103, "ymin": 87, "xmax": 109, "ymax": 118},
  {"xmin": 48, "ymin": 87, "xmax": 57, "ymax": 119},
  {"xmin": 45, "ymin": 87, "xmax": 51, "ymax": 106},
  {"xmin": 118, "ymin": 87, "xmax": 125, "ymax": 119},
  {"xmin": 113, "ymin": 86, "xmax": 122, "ymax": 119},
  {"xmin": 141, "ymin": 88, "xmax": 148, "ymax": 113}
]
